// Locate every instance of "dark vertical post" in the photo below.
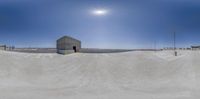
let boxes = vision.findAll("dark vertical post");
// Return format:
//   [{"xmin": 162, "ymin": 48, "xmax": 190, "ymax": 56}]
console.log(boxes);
[{"xmin": 174, "ymin": 31, "xmax": 177, "ymax": 56}]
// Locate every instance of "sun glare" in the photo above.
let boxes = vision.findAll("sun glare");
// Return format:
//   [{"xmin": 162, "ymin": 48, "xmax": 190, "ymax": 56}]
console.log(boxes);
[{"xmin": 92, "ymin": 9, "xmax": 108, "ymax": 16}]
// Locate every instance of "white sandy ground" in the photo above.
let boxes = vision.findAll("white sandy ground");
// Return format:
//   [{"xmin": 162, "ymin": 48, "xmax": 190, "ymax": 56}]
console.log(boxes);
[{"xmin": 0, "ymin": 50, "xmax": 200, "ymax": 99}]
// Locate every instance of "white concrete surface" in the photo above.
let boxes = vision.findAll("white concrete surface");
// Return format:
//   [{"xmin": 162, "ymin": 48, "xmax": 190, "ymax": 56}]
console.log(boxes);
[{"xmin": 0, "ymin": 50, "xmax": 199, "ymax": 99}]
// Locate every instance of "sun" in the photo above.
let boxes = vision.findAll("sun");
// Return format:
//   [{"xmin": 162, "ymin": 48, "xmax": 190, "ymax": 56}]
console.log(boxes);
[{"xmin": 92, "ymin": 9, "xmax": 108, "ymax": 16}]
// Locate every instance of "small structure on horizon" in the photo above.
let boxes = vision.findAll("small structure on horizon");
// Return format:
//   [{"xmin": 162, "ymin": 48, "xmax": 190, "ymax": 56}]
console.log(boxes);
[
  {"xmin": 0, "ymin": 45, "xmax": 15, "ymax": 51},
  {"xmin": 57, "ymin": 36, "xmax": 81, "ymax": 54},
  {"xmin": 191, "ymin": 46, "xmax": 200, "ymax": 50},
  {"xmin": 0, "ymin": 45, "xmax": 6, "ymax": 50}
]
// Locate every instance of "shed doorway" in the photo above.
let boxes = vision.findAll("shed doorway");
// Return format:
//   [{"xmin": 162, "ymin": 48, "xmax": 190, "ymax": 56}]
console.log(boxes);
[{"xmin": 73, "ymin": 46, "xmax": 77, "ymax": 52}]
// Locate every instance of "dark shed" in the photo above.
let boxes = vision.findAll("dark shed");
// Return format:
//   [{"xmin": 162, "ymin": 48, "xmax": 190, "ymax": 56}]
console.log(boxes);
[
  {"xmin": 0, "ymin": 45, "xmax": 6, "ymax": 50},
  {"xmin": 191, "ymin": 46, "xmax": 200, "ymax": 50},
  {"xmin": 57, "ymin": 36, "xmax": 81, "ymax": 54}
]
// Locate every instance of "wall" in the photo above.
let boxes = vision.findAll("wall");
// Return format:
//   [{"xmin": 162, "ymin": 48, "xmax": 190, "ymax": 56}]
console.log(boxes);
[
  {"xmin": 192, "ymin": 48, "xmax": 200, "ymax": 50},
  {"xmin": 0, "ymin": 46, "xmax": 6, "ymax": 50},
  {"xmin": 57, "ymin": 36, "xmax": 81, "ymax": 53}
]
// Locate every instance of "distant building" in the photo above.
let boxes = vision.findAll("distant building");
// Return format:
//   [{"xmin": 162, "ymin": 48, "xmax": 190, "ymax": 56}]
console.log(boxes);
[
  {"xmin": 163, "ymin": 47, "xmax": 174, "ymax": 50},
  {"xmin": 0, "ymin": 45, "xmax": 6, "ymax": 50},
  {"xmin": 191, "ymin": 46, "xmax": 200, "ymax": 50},
  {"xmin": 57, "ymin": 36, "xmax": 81, "ymax": 54}
]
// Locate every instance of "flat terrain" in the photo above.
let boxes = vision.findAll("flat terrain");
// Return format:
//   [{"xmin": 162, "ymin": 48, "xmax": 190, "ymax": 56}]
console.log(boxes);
[{"xmin": 0, "ymin": 50, "xmax": 199, "ymax": 99}]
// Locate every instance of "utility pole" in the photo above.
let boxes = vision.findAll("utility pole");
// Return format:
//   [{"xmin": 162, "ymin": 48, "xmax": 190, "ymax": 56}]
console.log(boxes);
[{"xmin": 174, "ymin": 31, "xmax": 177, "ymax": 56}]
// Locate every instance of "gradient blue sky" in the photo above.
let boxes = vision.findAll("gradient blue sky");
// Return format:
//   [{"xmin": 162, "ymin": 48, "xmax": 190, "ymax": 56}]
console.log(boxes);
[{"xmin": 0, "ymin": 0, "xmax": 200, "ymax": 48}]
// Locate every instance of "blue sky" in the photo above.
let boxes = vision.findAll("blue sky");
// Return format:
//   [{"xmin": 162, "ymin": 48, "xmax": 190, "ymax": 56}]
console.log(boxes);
[{"xmin": 0, "ymin": 0, "xmax": 200, "ymax": 48}]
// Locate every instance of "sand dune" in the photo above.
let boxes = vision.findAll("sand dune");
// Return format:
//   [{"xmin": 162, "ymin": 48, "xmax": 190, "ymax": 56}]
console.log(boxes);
[{"xmin": 0, "ymin": 50, "xmax": 199, "ymax": 99}]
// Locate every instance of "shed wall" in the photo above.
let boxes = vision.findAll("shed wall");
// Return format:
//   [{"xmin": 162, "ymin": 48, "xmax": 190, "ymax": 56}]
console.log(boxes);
[
  {"xmin": 57, "ymin": 36, "xmax": 81, "ymax": 54},
  {"xmin": 0, "ymin": 45, "xmax": 6, "ymax": 50}
]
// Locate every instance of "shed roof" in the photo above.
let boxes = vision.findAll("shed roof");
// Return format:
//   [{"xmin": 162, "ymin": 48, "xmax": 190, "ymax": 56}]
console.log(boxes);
[
  {"xmin": 191, "ymin": 46, "xmax": 200, "ymax": 48},
  {"xmin": 57, "ymin": 36, "xmax": 81, "ymax": 43}
]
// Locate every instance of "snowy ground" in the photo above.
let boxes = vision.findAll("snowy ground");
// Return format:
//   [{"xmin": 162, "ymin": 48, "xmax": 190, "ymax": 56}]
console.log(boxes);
[{"xmin": 0, "ymin": 50, "xmax": 200, "ymax": 99}]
